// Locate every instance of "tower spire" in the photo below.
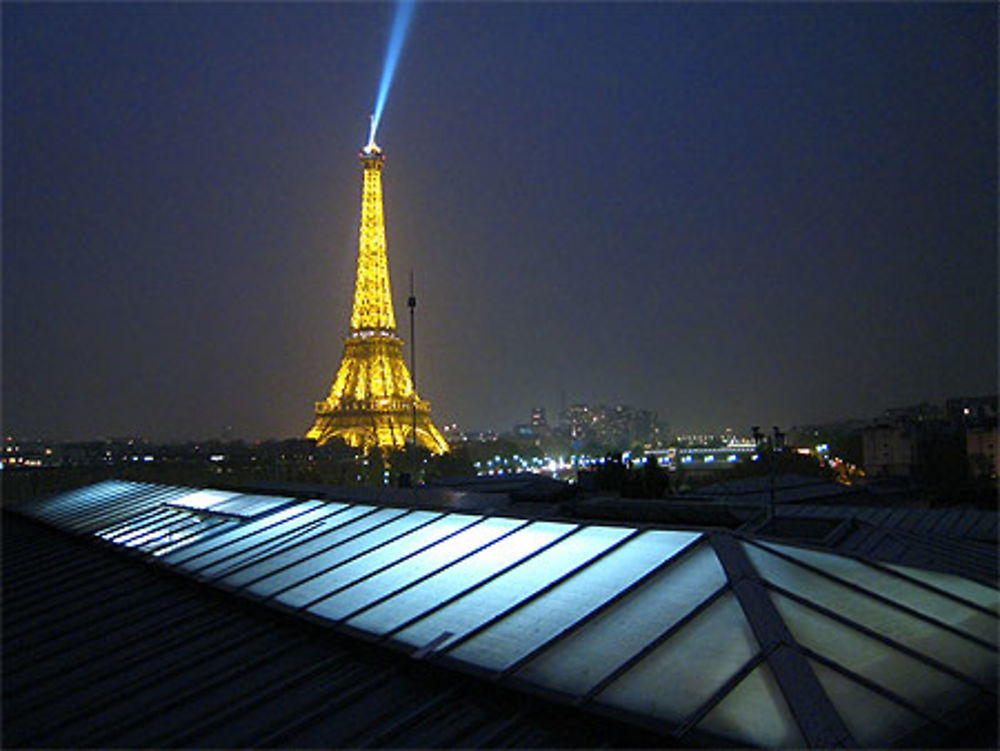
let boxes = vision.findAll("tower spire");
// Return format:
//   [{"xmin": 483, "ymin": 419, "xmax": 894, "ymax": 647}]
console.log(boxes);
[
  {"xmin": 350, "ymin": 143, "xmax": 395, "ymax": 332},
  {"xmin": 306, "ymin": 137, "xmax": 449, "ymax": 456}
]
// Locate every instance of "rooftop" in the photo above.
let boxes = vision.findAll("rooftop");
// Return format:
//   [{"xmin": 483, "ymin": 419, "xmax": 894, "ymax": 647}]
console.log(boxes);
[{"xmin": 5, "ymin": 480, "xmax": 997, "ymax": 748}]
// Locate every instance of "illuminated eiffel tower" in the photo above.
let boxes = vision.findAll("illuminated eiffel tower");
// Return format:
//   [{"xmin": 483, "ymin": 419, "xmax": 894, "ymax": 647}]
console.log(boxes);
[{"xmin": 306, "ymin": 137, "xmax": 449, "ymax": 455}]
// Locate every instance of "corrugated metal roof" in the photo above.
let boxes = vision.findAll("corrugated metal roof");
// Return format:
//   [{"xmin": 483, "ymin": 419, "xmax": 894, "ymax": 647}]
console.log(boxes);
[{"xmin": 6, "ymin": 480, "xmax": 998, "ymax": 748}]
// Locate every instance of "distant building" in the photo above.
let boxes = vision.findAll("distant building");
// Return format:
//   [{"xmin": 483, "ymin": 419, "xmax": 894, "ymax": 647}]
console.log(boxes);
[
  {"xmin": 862, "ymin": 422, "xmax": 919, "ymax": 478},
  {"xmin": 883, "ymin": 402, "xmax": 943, "ymax": 423},
  {"xmin": 560, "ymin": 403, "xmax": 662, "ymax": 450},
  {"xmin": 966, "ymin": 426, "xmax": 999, "ymax": 480},
  {"xmin": 946, "ymin": 396, "xmax": 998, "ymax": 481},
  {"xmin": 862, "ymin": 396, "xmax": 999, "ymax": 485},
  {"xmin": 530, "ymin": 407, "xmax": 549, "ymax": 434}
]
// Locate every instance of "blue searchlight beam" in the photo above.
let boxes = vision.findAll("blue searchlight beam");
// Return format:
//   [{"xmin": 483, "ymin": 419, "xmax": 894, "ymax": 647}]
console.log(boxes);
[{"xmin": 368, "ymin": 0, "xmax": 416, "ymax": 148}]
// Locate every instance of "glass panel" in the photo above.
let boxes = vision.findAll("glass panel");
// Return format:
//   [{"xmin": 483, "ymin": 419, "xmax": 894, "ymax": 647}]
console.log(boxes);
[
  {"xmin": 99, "ymin": 508, "xmax": 185, "ymax": 544},
  {"xmin": 595, "ymin": 591, "xmax": 758, "ymax": 722},
  {"xmin": 141, "ymin": 518, "xmax": 233, "ymax": 554},
  {"xmin": 343, "ymin": 519, "xmax": 566, "ymax": 636},
  {"xmin": 394, "ymin": 525, "xmax": 632, "ymax": 652},
  {"xmin": 883, "ymin": 563, "xmax": 1000, "ymax": 613},
  {"xmin": 516, "ymin": 543, "xmax": 727, "ymax": 695},
  {"xmin": 306, "ymin": 515, "xmax": 513, "ymax": 622},
  {"xmin": 753, "ymin": 541, "xmax": 997, "ymax": 644},
  {"xmin": 151, "ymin": 519, "xmax": 241, "ymax": 557},
  {"xmin": 210, "ymin": 505, "xmax": 397, "ymax": 587},
  {"xmin": 39, "ymin": 485, "xmax": 125, "ymax": 522},
  {"xmin": 163, "ymin": 488, "xmax": 243, "ymax": 510},
  {"xmin": 158, "ymin": 501, "xmax": 330, "ymax": 566},
  {"xmin": 771, "ymin": 591, "xmax": 978, "ymax": 717},
  {"xmin": 228, "ymin": 510, "xmax": 441, "ymax": 600},
  {"xmin": 96, "ymin": 507, "xmax": 173, "ymax": 540},
  {"xmin": 211, "ymin": 506, "xmax": 398, "ymax": 587},
  {"xmin": 247, "ymin": 512, "xmax": 477, "ymax": 602},
  {"xmin": 70, "ymin": 486, "xmax": 191, "ymax": 532},
  {"xmin": 30, "ymin": 481, "xmax": 133, "ymax": 519},
  {"xmin": 178, "ymin": 506, "xmax": 362, "ymax": 576},
  {"xmin": 93, "ymin": 490, "xmax": 185, "ymax": 529},
  {"xmin": 696, "ymin": 661, "xmax": 805, "ymax": 748},
  {"xmin": 112, "ymin": 513, "xmax": 201, "ymax": 549},
  {"xmin": 809, "ymin": 658, "xmax": 924, "ymax": 746},
  {"xmin": 198, "ymin": 493, "xmax": 295, "ymax": 519},
  {"xmin": 450, "ymin": 529, "xmax": 701, "ymax": 672},
  {"xmin": 744, "ymin": 543, "xmax": 997, "ymax": 684}
]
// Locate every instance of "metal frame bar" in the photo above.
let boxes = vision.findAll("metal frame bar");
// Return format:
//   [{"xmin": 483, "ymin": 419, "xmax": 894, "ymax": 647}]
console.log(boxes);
[{"xmin": 711, "ymin": 532, "xmax": 855, "ymax": 747}]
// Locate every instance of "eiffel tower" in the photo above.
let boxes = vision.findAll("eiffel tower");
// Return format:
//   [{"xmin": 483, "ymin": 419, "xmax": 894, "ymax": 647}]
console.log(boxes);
[{"xmin": 306, "ymin": 137, "xmax": 449, "ymax": 455}]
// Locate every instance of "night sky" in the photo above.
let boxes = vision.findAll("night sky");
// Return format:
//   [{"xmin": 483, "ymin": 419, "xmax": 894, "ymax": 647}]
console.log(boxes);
[{"xmin": 5, "ymin": 2, "xmax": 996, "ymax": 441}]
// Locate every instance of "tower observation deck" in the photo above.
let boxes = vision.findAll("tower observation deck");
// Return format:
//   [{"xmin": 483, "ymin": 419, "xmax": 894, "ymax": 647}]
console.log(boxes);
[{"xmin": 306, "ymin": 140, "xmax": 449, "ymax": 454}]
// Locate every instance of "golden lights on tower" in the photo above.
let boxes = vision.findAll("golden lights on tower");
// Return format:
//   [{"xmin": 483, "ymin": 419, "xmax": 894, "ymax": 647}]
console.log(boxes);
[{"xmin": 306, "ymin": 139, "xmax": 448, "ymax": 455}]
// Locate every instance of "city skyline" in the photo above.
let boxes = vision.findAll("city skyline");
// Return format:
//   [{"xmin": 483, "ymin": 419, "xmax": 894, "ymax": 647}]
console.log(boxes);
[{"xmin": 5, "ymin": 3, "xmax": 996, "ymax": 441}]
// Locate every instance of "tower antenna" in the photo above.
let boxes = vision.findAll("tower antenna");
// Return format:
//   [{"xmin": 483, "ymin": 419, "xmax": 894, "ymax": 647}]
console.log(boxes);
[{"xmin": 365, "ymin": 114, "xmax": 378, "ymax": 153}]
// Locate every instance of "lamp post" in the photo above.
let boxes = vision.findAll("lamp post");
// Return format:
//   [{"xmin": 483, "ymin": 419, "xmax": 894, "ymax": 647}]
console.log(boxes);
[
  {"xmin": 408, "ymin": 271, "xmax": 417, "ymax": 481},
  {"xmin": 752, "ymin": 425, "xmax": 783, "ymax": 521}
]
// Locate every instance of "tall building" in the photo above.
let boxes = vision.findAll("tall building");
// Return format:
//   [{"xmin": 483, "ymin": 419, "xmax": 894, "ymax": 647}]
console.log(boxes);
[{"xmin": 306, "ymin": 138, "xmax": 448, "ymax": 454}]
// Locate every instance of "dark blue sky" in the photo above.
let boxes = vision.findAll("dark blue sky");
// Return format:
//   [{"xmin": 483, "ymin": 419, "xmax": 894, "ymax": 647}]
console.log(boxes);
[{"xmin": 5, "ymin": 2, "xmax": 996, "ymax": 440}]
